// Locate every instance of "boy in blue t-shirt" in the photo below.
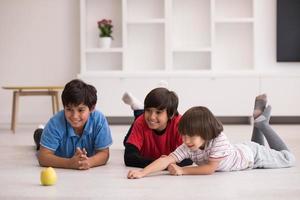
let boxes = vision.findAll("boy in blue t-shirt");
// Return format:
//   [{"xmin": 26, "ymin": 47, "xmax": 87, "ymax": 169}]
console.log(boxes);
[{"xmin": 33, "ymin": 79, "xmax": 112, "ymax": 170}]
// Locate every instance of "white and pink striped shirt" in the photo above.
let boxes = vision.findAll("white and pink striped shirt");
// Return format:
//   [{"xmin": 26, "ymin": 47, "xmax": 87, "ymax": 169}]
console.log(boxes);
[{"xmin": 171, "ymin": 132, "xmax": 254, "ymax": 171}]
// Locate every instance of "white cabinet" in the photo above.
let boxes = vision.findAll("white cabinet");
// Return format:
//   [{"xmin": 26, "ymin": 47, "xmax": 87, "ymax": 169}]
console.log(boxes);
[
  {"xmin": 169, "ymin": 76, "xmax": 259, "ymax": 116},
  {"xmin": 79, "ymin": 0, "xmax": 300, "ymax": 117},
  {"xmin": 80, "ymin": 0, "xmax": 254, "ymax": 73},
  {"xmin": 79, "ymin": 74, "xmax": 172, "ymax": 116},
  {"xmin": 260, "ymin": 75, "xmax": 300, "ymax": 116}
]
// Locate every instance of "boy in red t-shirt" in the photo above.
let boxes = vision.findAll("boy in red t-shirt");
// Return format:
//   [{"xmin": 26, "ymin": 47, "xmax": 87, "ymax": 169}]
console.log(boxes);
[{"xmin": 122, "ymin": 87, "xmax": 192, "ymax": 168}]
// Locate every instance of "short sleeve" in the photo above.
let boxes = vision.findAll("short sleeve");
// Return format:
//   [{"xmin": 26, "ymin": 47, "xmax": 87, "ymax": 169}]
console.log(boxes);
[
  {"xmin": 173, "ymin": 115, "xmax": 184, "ymax": 148},
  {"xmin": 170, "ymin": 144, "xmax": 190, "ymax": 163},
  {"xmin": 40, "ymin": 119, "xmax": 62, "ymax": 152},
  {"xmin": 125, "ymin": 116, "xmax": 144, "ymax": 150},
  {"xmin": 94, "ymin": 112, "xmax": 113, "ymax": 150}
]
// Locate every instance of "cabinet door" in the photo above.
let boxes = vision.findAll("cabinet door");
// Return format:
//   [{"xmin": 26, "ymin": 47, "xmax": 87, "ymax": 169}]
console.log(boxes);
[
  {"xmin": 169, "ymin": 76, "xmax": 259, "ymax": 116},
  {"xmin": 260, "ymin": 77, "xmax": 300, "ymax": 116},
  {"xmin": 80, "ymin": 76, "xmax": 260, "ymax": 116}
]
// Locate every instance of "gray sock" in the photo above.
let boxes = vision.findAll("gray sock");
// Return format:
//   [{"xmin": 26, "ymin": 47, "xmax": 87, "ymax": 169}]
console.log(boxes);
[
  {"xmin": 253, "ymin": 94, "xmax": 267, "ymax": 119},
  {"xmin": 254, "ymin": 104, "xmax": 271, "ymax": 123},
  {"xmin": 254, "ymin": 106, "xmax": 289, "ymax": 151}
]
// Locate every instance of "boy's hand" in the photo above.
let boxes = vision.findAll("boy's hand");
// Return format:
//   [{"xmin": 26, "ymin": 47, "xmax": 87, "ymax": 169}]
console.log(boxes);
[
  {"xmin": 69, "ymin": 147, "xmax": 90, "ymax": 170},
  {"xmin": 78, "ymin": 148, "xmax": 90, "ymax": 170},
  {"xmin": 78, "ymin": 157, "xmax": 90, "ymax": 170},
  {"xmin": 168, "ymin": 163, "xmax": 183, "ymax": 176},
  {"xmin": 127, "ymin": 170, "xmax": 145, "ymax": 179}
]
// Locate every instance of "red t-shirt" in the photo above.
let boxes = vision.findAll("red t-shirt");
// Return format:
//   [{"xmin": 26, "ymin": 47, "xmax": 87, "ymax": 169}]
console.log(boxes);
[{"xmin": 126, "ymin": 114, "xmax": 183, "ymax": 160}]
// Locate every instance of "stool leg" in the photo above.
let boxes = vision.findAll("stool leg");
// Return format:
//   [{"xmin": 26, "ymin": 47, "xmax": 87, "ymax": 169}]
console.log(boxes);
[
  {"xmin": 11, "ymin": 91, "xmax": 19, "ymax": 133},
  {"xmin": 51, "ymin": 94, "xmax": 56, "ymax": 115},
  {"xmin": 55, "ymin": 91, "xmax": 60, "ymax": 112}
]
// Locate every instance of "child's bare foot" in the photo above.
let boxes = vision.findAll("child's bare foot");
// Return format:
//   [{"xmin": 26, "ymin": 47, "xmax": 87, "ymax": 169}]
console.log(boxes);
[{"xmin": 253, "ymin": 94, "xmax": 267, "ymax": 119}]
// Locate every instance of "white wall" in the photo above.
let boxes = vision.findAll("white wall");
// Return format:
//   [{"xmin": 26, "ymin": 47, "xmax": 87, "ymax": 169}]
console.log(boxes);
[
  {"xmin": 0, "ymin": 0, "xmax": 299, "ymax": 125},
  {"xmin": 0, "ymin": 0, "xmax": 80, "ymax": 124}
]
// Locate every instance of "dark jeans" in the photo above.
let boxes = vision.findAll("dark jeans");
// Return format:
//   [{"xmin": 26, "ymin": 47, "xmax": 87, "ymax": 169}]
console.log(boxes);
[
  {"xmin": 33, "ymin": 128, "xmax": 43, "ymax": 150},
  {"xmin": 123, "ymin": 109, "xmax": 144, "ymax": 146}
]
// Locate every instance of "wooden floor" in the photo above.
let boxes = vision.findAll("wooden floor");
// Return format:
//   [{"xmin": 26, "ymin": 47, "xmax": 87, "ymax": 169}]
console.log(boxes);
[{"xmin": 0, "ymin": 124, "xmax": 300, "ymax": 200}]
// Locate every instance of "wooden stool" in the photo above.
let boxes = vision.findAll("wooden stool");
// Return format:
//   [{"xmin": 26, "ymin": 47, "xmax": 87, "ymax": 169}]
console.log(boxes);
[{"xmin": 2, "ymin": 86, "xmax": 64, "ymax": 133}]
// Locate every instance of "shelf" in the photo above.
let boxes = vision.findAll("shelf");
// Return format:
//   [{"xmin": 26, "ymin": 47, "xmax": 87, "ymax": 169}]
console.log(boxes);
[
  {"xmin": 127, "ymin": 18, "xmax": 165, "ymax": 24},
  {"xmin": 79, "ymin": 70, "xmax": 265, "ymax": 78},
  {"xmin": 80, "ymin": 0, "xmax": 259, "ymax": 116},
  {"xmin": 85, "ymin": 48, "xmax": 123, "ymax": 53},
  {"xmin": 215, "ymin": 18, "xmax": 254, "ymax": 23},
  {"xmin": 81, "ymin": 0, "xmax": 254, "ymax": 73},
  {"xmin": 172, "ymin": 47, "xmax": 212, "ymax": 52}
]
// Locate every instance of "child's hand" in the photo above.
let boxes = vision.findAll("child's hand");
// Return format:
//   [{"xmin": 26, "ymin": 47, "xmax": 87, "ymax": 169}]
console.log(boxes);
[
  {"xmin": 69, "ymin": 148, "xmax": 83, "ymax": 169},
  {"xmin": 69, "ymin": 147, "xmax": 90, "ymax": 170},
  {"xmin": 78, "ymin": 148, "xmax": 91, "ymax": 170},
  {"xmin": 127, "ymin": 170, "xmax": 145, "ymax": 179},
  {"xmin": 168, "ymin": 163, "xmax": 183, "ymax": 176},
  {"xmin": 78, "ymin": 157, "xmax": 90, "ymax": 170}
]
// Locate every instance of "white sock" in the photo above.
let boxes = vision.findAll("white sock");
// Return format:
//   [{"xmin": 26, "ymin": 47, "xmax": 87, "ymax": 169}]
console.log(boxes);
[
  {"xmin": 157, "ymin": 80, "xmax": 169, "ymax": 88},
  {"xmin": 38, "ymin": 124, "xmax": 44, "ymax": 129},
  {"xmin": 122, "ymin": 92, "xmax": 143, "ymax": 110}
]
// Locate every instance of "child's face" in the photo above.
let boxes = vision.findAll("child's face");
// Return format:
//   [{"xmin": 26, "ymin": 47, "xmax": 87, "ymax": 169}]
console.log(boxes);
[
  {"xmin": 182, "ymin": 135, "xmax": 205, "ymax": 151},
  {"xmin": 144, "ymin": 108, "xmax": 169, "ymax": 131},
  {"xmin": 64, "ymin": 103, "xmax": 92, "ymax": 134}
]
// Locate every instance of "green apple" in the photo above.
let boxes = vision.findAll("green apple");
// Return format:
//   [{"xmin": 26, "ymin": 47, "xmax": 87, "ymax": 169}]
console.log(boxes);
[{"xmin": 40, "ymin": 167, "xmax": 57, "ymax": 186}]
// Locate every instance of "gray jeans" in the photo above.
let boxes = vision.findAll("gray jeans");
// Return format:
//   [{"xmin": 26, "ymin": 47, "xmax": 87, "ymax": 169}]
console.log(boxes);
[{"xmin": 245, "ymin": 141, "xmax": 296, "ymax": 169}]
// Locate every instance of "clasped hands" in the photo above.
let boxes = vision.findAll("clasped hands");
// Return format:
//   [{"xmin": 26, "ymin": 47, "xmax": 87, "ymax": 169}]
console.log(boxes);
[{"xmin": 70, "ymin": 147, "xmax": 90, "ymax": 170}]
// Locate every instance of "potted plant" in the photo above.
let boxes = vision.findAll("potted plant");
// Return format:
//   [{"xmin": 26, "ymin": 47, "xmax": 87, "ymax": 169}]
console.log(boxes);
[{"xmin": 97, "ymin": 19, "xmax": 113, "ymax": 48}]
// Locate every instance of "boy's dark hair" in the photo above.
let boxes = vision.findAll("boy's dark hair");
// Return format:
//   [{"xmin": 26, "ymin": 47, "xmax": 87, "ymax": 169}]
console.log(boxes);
[
  {"xmin": 61, "ymin": 79, "xmax": 97, "ymax": 110},
  {"xmin": 178, "ymin": 106, "xmax": 223, "ymax": 140},
  {"xmin": 144, "ymin": 87, "xmax": 179, "ymax": 119}
]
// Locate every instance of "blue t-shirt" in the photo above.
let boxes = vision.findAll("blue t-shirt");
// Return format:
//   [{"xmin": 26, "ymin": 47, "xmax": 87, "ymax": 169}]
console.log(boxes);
[{"xmin": 40, "ymin": 110, "xmax": 112, "ymax": 158}]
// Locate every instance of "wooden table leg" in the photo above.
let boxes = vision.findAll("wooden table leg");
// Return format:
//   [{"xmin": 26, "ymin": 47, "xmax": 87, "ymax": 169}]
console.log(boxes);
[
  {"xmin": 51, "ymin": 94, "xmax": 56, "ymax": 115},
  {"xmin": 51, "ymin": 91, "xmax": 60, "ymax": 114},
  {"xmin": 54, "ymin": 91, "xmax": 60, "ymax": 112},
  {"xmin": 11, "ymin": 91, "xmax": 19, "ymax": 133}
]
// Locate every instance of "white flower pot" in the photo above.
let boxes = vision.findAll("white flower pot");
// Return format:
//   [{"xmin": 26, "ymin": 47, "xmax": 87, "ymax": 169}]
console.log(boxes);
[{"xmin": 99, "ymin": 37, "xmax": 112, "ymax": 48}]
